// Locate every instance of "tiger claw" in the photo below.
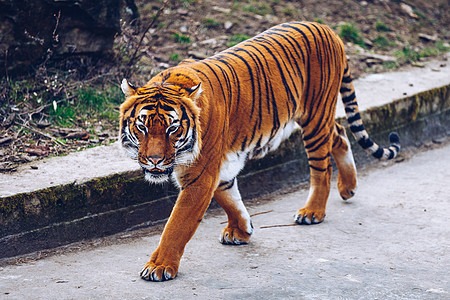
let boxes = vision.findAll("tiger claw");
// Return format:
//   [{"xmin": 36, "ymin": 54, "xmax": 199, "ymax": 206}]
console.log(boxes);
[
  {"xmin": 220, "ymin": 227, "xmax": 251, "ymax": 245},
  {"xmin": 295, "ymin": 209, "xmax": 325, "ymax": 225},
  {"xmin": 139, "ymin": 263, "xmax": 176, "ymax": 282}
]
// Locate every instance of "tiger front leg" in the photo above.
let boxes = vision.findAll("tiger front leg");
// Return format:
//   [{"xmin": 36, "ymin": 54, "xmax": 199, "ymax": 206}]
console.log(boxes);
[
  {"xmin": 140, "ymin": 182, "xmax": 216, "ymax": 282},
  {"xmin": 214, "ymin": 178, "xmax": 253, "ymax": 245}
]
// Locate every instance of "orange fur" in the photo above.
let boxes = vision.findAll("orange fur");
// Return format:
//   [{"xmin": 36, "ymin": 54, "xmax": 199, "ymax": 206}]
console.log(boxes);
[{"xmin": 119, "ymin": 21, "xmax": 400, "ymax": 281}]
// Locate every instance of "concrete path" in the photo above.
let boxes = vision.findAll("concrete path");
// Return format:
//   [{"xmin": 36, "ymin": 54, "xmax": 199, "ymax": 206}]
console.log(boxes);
[{"xmin": 1, "ymin": 141, "xmax": 449, "ymax": 299}]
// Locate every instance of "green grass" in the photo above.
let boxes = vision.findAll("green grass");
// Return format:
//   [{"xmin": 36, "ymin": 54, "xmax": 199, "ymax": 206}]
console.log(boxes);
[
  {"xmin": 394, "ymin": 41, "xmax": 449, "ymax": 65},
  {"xmin": 283, "ymin": 7, "xmax": 298, "ymax": 17},
  {"xmin": 202, "ymin": 18, "xmax": 220, "ymax": 29},
  {"xmin": 169, "ymin": 53, "xmax": 181, "ymax": 62},
  {"xmin": 313, "ymin": 18, "xmax": 324, "ymax": 24},
  {"xmin": 172, "ymin": 33, "xmax": 191, "ymax": 44},
  {"xmin": 227, "ymin": 34, "xmax": 251, "ymax": 47},
  {"xmin": 50, "ymin": 86, "xmax": 122, "ymax": 127},
  {"xmin": 339, "ymin": 23, "xmax": 366, "ymax": 48},
  {"xmin": 181, "ymin": 0, "xmax": 198, "ymax": 8},
  {"xmin": 242, "ymin": 3, "xmax": 273, "ymax": 16},
  {"xmin": 375, "ymin": 21, "xmax": 390, "ymax": 32},
  {"xmin": 373, "ymin": 34, "xmax": 395, "ymax": 50}
]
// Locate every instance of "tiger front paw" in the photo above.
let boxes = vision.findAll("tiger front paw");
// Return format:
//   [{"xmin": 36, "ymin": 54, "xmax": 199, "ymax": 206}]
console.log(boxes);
[
  {"xmin": 294, "ymin": 207, "xmax": 326, "ymax": 225},
  {"xmin": 139, "ymin": 261, "xmax": 178, "ymax": 282},
  {"xmin": 220, "ymin": 226, "xmax": 252, "ymax": 245}
]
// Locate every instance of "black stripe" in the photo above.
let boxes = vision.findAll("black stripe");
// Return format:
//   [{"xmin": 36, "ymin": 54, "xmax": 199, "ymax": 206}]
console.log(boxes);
[
  {"xmin": 350, "ymin": 124, "xmax": 365, "ymax": 133},
  {"xmin": 226, "ymin": 51, "xmax": 257, "ymax": 115},
  {"xmin": 340, "ymin": 86, "xmax": 352, "ymax": 93},
  {"xmin": 347, "ymin": 112, "xmax": 361, "ymax": 124},
  {"xmin": 342, "ymin": 76, "xmax": 352, "ymax": 83},
  {"xmin": 309, "ymin": 164, "xmax": 329, "ymax": 172},
  {"xmin": 342, "ymin": 92, "xmax": 356, "ymax": 104},
  {"xmin": 372, "ymin": 147, "xmax": 384, "ymax": 159},
  {"xmin": 387, "ymin": 149, "xmax": 395, "ymax": 159},
  {"xmin": 241, "ymin": 136, "xmax": 247, "ymax": 152},
  {"xmin": 219, "ymin": 179, "xmax": 235, "ymax": 190},
  {"xmin": 357, "ymin": 136, "xmax": 374, "ymax": 149},
  {"xmin": 345, "ymin": 106, "xmax": 355, "ymax": 113}
]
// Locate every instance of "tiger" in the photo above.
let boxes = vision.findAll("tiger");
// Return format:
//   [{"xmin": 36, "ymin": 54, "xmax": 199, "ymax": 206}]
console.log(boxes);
[{"xmin": 119, "ymin": 21, "xmax": 400, "ymax": 282}]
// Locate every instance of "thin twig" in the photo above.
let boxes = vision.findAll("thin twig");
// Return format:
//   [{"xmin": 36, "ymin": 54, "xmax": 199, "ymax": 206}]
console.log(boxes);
[
  {"xmin": 220, "ymin": 210, "xmax": 274, "ymax": 224},
  {"xmin": 127, "ymin": 0, "xmax": 170, "ymax": 69},
  {"xmin": 4, "ymin": 49, "xmax": 9, "ymax": 84},
  {"xmin": 52, "ymin": 10, "xmax": 61, "ymax": 42},
  {"xmin": 251, "ymin": 210, "xmax": 274, "ymax": 217},
  {"xmin": 260, "ymin": 224, "xmax": 298, "ymax": 229},
  {"xmin": 21, "ymin": 123, "xmax": 64, "ymax": 145}
]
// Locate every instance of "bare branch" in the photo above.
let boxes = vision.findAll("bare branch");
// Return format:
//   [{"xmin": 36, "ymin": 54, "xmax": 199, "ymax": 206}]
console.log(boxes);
[{"xmin": 126, "ymin": 0, "xmax": 170, "ymax": 71}]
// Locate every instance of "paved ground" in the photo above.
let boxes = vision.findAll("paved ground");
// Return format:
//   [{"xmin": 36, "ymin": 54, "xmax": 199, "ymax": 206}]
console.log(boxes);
[{"xmin": 1, "ymin": 142, "xmax": 449, "ymax": 299}]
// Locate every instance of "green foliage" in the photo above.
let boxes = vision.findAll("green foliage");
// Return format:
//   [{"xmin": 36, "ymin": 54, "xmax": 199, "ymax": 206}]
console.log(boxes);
[
  {"xmin": 375, "ymin": 21, "xmax": 390, "ymax": 32},
  {"xmin": 282, "ymin": 7, "xmax": 298, "ymax": 17},
  {"xmin": 181, "ymin": 0, "xmax": 198, "ymax": 8},
  {"xmin": 242, "ymin": 3, "xmax": 272, "ymax": 16},
  {"xmin": 313, "ymin": 18, "xmax": 324, "ymax": 24},
  {"xmin": 169, "ymin": 53, "xmax": 181, "ymax": 62},
  {"xmin": 202, "ymin": 18, "xmax": 220, "ymax": 29},
  {"xmin": 373, "ymin": 34, "xmax": 395, "ymax": 50},
  {"xmin": 394, "ymin": 41, "xmax": 449, "ymax": 65},
  {"xmin": 394, "ymin": 45, "xmax": 421, "ymax": 64},
  {"xmin": 227, "ymin": 33, "xmax": 251, "ymax": 47},
  {"xmin": 383, "ymin": 61, "xmax": 398, "ymax": 69},
  {"xmin": 339, "ymin": 23, "xmax": 366, "ymax": 48},
  {"xmin": 50, "ymin": 86, "xmax": 122, "ymax": 127},
  {"xmin": 436, "ymin": 40, "xmax": 450, "ymax": 52},
  {"xmin": 172, "ymin": 33, "xmax": 191, "ymax": 44}
]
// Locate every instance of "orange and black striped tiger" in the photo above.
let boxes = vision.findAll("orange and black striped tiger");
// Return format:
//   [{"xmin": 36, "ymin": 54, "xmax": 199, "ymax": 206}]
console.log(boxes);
[{"xmin": 119, "ymin": 21, "xmax": 400, "ymax": 281}]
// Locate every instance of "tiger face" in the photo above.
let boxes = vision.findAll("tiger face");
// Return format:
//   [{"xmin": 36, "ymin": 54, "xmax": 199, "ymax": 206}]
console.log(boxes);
[{"xmin": 119, "ymin": 77, "xmax": 202, "ymax": 184}]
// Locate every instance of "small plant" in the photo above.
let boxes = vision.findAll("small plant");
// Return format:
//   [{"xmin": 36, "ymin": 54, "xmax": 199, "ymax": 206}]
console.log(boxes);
[
  {"xmin": 339, "ymin": 23, "xmax": 366, "ymax": 48},
  {"xmin": 181, "ymin": 0, "xmax": 197, "ymax": 8},
  {"xmin": 227, "ymin": 34, "xmax": 251, "ymax": 47},
  {"xmin": 420, "ymin": 41, "xmax": 450, "ymax": 58},
  {"xmin": 242, "ymin": 3, "xmax": 272, "ymax": 16},
  {"xmin": 394, "ymin": 45, "xmax": 421, "ymax": 64},
  {"xmin": 169, "ymin": 53, "xmax": 181, "ymax": 62},
  {"xmin": 373, "ymin": 34, "xmax": 395, "ymax": 50},
  {"xmin": 283, "ymin": 7, "xmax": 298, "ymax": 17},
  {"xmin": 375, "ymin": 21, "xmax": 390, "ymax": 32},
  {"xmin": 384, "ymin": 61, "xmax": 398, "ymax": 69},
  {"xmin": 313, "ymin": 18, "xmax": 324, "ymax": 24},
  {"xmin": 202, "ymin": 18, "xmax": 220, "ymax": 29},
  {"xmin": 172, "ymin": 33, "xmax": 191, "ymax": 44}
]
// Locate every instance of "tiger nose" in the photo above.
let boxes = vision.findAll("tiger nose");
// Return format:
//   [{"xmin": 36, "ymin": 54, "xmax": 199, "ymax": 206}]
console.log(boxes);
[{"xmin": 148, "ymin": 155, "xmax": 164, "ymax": 165}]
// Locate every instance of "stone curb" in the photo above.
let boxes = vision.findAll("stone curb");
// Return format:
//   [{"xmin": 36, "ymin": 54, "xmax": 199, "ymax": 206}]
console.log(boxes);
[{"xmin": 1, "ymin": 81, "xmax": 449, "ymax": 260}]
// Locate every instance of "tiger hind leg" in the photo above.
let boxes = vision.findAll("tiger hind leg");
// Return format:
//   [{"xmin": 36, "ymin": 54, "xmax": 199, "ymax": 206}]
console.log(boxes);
[
  {"xmin": 214, "ymin": 178, "xmax": 254, "ymax": 245},
  {"xmin": 331, "ymin": 123, "xmax": 357, "ymax": 200},
  {"xmin": 295, "ymin": 127, "xmax": 334, "ymax": 225}
]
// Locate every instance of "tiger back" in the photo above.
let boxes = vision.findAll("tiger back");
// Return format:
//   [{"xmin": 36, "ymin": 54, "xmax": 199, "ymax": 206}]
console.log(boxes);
[{"xmin": 119, "ymin": 21, "xmax": 400, "ymax": 281}]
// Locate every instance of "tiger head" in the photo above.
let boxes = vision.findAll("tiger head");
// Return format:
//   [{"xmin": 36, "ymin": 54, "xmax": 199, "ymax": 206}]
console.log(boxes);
[{"xmin": 119, "ymin": 68, "xmax": 203, "ymax": 184}]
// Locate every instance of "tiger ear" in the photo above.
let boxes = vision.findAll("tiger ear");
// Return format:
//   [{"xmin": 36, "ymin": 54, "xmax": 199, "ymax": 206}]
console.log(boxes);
[
  {"xmin": 121, "ymin": 79, "xmax": 136, "ymax": 97},
  {"xmin": 187, "ymin": 83, "xmax": 202, "ymax": 100}
]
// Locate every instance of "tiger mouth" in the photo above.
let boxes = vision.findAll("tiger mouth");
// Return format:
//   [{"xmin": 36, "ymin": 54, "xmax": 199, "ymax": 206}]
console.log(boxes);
[{"xmin": 142, "ymin": 166, "xmax": 173, "ymax": 176}]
